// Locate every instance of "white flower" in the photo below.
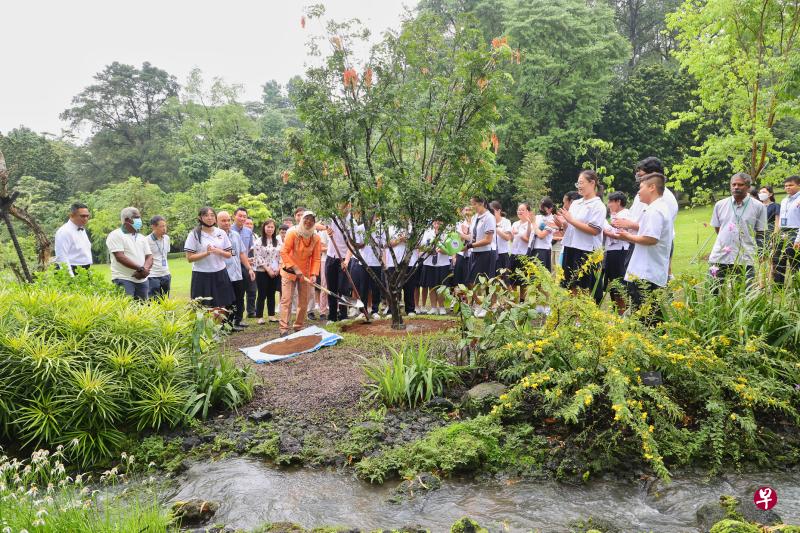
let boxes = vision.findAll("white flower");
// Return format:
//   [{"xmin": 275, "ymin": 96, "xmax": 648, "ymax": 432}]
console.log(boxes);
[
  {"xmin": 32, "ymin": 519, "xmax": 45, "ymax": 527},
  {"xmin": 36, "ymin": 508, "xmax": 48, "ymax": 518}
]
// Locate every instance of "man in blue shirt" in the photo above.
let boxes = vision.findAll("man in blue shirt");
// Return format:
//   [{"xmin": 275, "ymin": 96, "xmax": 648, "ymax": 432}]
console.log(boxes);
[
  {"xmin": 774, "ymin": 175, "xmax": 800, "ymax": 283},
  {"xmin": 231, "ymin": 207, "xmax": 257, "ymax": 321}
]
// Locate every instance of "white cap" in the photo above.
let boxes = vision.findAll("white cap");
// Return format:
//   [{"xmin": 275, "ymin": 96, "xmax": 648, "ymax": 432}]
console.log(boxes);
[{"xmin": 302, "ymin": 210, "xmax": 316, "ymax": 219}]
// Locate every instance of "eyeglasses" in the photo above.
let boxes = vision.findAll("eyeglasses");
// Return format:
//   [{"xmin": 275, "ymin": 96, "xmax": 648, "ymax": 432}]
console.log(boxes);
[{"xmin": 77, "ymin": 214, "xmax": 90, "ymax": 218}]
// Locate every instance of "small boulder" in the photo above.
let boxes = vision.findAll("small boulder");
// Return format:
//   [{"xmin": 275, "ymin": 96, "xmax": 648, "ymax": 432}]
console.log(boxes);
[
  {"xmin": 263, "ymin": 522, "xmax": 306, "ymax": 533},
  {"xmin": 278, "ymin": 434, "xmax": 303, "ymax": 455},
  {"xmin": 697, "ymin": 495, "xmax": 782, "ymax": 533},
  {"xmin": 181, "ymin": 436, "xmax": 202, "ymax": 451},
  {"xmin": 425, "ymin": 397, "xmax": 455, "ymax": 412},
  {"xmin": 248, "ymin": 409, "xmax": 272, "ymax": 422},
  {"xmin": 708, "ymin": 519, "xmax": 760, "ymax": 533},
  {"xmin": 388, "ymin": 473, "xmax": 442, "ymax": 503},
  {"xmin": 171, "ymin": 498, "xmax": 220, "ymax": 526},
  {"xmin": 462, "ymin": 382, "xmax": 507, "ymax": 402}
]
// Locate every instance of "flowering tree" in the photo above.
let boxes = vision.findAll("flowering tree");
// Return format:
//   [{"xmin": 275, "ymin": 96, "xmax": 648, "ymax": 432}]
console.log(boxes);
[{"xmin": 288, "ymin": 7, "xmax": 511, "ymax": 328}]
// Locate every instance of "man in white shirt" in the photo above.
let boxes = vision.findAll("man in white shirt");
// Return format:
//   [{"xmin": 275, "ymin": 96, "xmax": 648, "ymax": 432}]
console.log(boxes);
[
  {"xmin": 54, "ymin": 202, "xmax": 93, "ymax": 275},
  {"xmin": 106, "ymin": 207, "xmax": 152, "ymax": 300},
  {"xmin": 146, "ymin": 215, "xmax": 172, "ymax": 298},
  {"xmin": 774, "ymin": 175, "xmax": 800, "ymax": 283},
  {"xmin": 708, "ymin": 173, "xmax": 767, "ymax": 281},
  {"xmin": 617, "ymin": 173, "xmax": 673, "ymax": 323}
]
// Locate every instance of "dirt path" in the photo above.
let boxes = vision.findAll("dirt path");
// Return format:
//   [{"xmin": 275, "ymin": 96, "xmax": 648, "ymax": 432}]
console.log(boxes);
[{"xmin": 222, "ymin": 322, "xmax": 369, "ymax": 418}]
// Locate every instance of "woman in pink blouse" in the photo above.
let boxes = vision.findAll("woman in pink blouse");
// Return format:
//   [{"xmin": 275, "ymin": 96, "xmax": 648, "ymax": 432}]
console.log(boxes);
[{"xmin": 252, "ymin": 219, "xmax": 283, "ymax": 323}]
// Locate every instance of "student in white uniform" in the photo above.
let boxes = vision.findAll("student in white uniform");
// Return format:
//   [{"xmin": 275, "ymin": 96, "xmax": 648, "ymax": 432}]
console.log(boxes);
[
  {"xmin": 708, "ymin": 173, "xmax": 767, "ymax": 281},
  {"xmin": 774, "ymin": 175, "xmax": 800, "ymax": 283},
  {"xmin": 454, "ymin": 206, "xmax": 473, "ymax": 286},
  {"xmin": 612, "ymin": 157, "xmax": 679, "ymax": 271},
  {"xmin": 184, "ymin": 207, "xmax": 235, "ymax": 309},
  {"xmin": 386, "ymin": 223, "xmax": 418, "ymax": 316},
  {"xmin": 350, "ymin": 219, "xmax": 384, "ymax": 320},
  {"xmin": 465, "ymin": 197, "xmax": 497, "ymax": 284},
  {"xmin": 528, "ymin": 197, "xmax": 556, "ymax": 272},
  {"xmin": 490, "ymin": 201, "xmax": 512, "ymax": 278},
  {"xmin": 146, "ymin": 215, "xmax": 171, "ymax": 299},
  {"xmin": 556, "ymin": 170, "xmax": 607, "ymax": 304},
  {"xmin": 509, "ymin": 202, "xmax": 532, "ymax": 292},
  {"xmin": 602, "ymin": 192, "xmax": 632, "ymax": 313},
  {"xmin": 420, "ymin": 221, "xmax": 451, "ymax": 315},
  {"xmin": 616, "ymin": 173, "xmax": 674, "ymax": 322},
  {"xmin": 54, "ymin": 202, "xmax": 93, "ymax": 275}
]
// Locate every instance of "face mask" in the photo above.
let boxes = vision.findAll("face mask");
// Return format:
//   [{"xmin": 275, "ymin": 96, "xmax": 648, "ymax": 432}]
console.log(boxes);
[
  {"xmin": 758, "ymin": 192, "xmax": 769, "ymax": 201},
  {"xmin": 132, "ymin": 218, "xmax": 143, "ymax": 231}
]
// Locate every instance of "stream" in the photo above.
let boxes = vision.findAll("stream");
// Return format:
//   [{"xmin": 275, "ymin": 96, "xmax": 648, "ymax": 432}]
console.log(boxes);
[{"xmin": 163, "ymin": 457, "xmax": 800, "ymax": 532}]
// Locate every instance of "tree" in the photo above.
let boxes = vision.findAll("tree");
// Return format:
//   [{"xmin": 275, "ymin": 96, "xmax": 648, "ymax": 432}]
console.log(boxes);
[
  {"xmin": 667, "ymin": 0, "xmax": 800, "ymax": 185},
  {"xmin": 0, "ymin": 128, "xmax": 69, "ymax": 200},
  {"xmin": 610, "ymin": 0, "xmax": 681, "ymax": 68},
  {"xmin": 61, "ymin": 62, "xmax": 179, "ymax": 188},
  {"xmin": 514, "ymin": 151, "xmax": 551, "ymax": 205},
  {"xmin": 288, "ymin": 8, "xmax": 511, "ymax": 328}
]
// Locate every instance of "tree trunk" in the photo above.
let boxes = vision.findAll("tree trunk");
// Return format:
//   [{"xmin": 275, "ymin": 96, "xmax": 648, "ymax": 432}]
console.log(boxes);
[
  {"xmin": 388, "ymin": 285, "xmax": 405, "ymax": 330},
  {"xmin": 2, "ymin": 210, "xmax": 32, "ymax": 282}
]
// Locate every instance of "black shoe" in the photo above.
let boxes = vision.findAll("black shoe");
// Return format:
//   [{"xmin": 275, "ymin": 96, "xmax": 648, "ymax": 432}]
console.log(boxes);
[
  {"xmin": 308, "ymin": 312, "xmax": 318, "ymax": 320},
  {"xmin": 238, "ymin": 322, "xmax": 250, "ymax": 327},
  {"xmin": 230, "ymin": 324, "xmax": 245, "ymax": 332},
  {"xmin": 247, "ymin": 313, "xmax": 257, "ymax": 319}
]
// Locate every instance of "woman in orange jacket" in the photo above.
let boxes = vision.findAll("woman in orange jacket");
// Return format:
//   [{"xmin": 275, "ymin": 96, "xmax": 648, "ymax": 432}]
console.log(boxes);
[{"xmin": 279, "ymin": 211, "xmax": 322, "ymax": 336}]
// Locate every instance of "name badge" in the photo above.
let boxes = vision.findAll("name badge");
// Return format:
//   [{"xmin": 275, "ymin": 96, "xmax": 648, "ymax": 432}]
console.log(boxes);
[
  {"xmin": 781, "ymin": 217, "xmax": 788, "ymax": 226},
  {"xmin": 162, "ymin": 258, "xmax": 167, "ymax": 267}
]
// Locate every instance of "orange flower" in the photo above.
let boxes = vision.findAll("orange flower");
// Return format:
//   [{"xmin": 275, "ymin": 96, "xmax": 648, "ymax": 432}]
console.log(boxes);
[
  {"xmin": 364, "ymin": 68, "xmax": 373, "ymax": 88},
  {"xmin": 281, "ymin": 170, "xmax": 290, "ymax": 184},
  {"xmin": 491, "ymin": 36, "xmax": 508, "ymax": 48},
  {"xmin": 477, "ymin": 77, "xmax": 488, "ymax": 91},
  {"xmin": 421, "ymin": 67, "xmax": 430, "ymax": 75},
  {"xmin": 481, "ymin": 138, "xmax": 490, "ymax": 150},
  {"xmin": 426, "ymin": 175, "xmax": 433, "ymax": 184},
  {"xmin": 491, "ymin": 133, "xmax": 500, "ymax": 154},
  {"xmin": 300, "ymin": 16, "xmax": 306, "ymax": 29},
  {"xmin": 343, "ymin": 68, "xmax": 358, "ymax": 90}
]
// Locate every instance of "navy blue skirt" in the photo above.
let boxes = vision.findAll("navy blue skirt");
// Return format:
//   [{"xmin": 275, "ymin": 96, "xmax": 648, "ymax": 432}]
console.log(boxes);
[{"xmin": 191, "ymin": 269, "xmax": 234, "ymax": 308}]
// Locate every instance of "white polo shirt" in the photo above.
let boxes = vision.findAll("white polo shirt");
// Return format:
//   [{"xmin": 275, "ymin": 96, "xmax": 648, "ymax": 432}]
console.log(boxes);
[
  {"xmin": 561, "ymin": 196, "xmax": 606, "ymax": 252},
  {"xmin": 354, "ymin": 224, "xmax": 383, "ymax": 267},
  {"xmin": 326, "ymin": 216, "xmax": 350, "ymax": 259},
  {"xmin": 146, "ymin": 234, "xmax": 171, "ymax": 277},
  {"xmin": 469, "ymin": 212, "xmax": 496, "ymax": 252},
  {"xmin": 421, "ymin": 228, "xmax": 451, "ymax": 267},
  {"xmin": 629, "ymin": 187, "xmax": 679, "ymax": 225},
  {"xmin": 54, "ymin": 219, "xmax": 93, "ymax": 268},
  {"xmin": 106, "ymin": 228, "xmax": 151, "ymax": 284},
  {"xmin": 494, "ymin": 217, "xmax": 512, "ymax": 254},
  {"xmin": 624, "ymin": 197, "xmax": 673, "ymax": 287},
  {"xmin": 184, "ymin": 227, "xmax": 232, "ymax": 273},
  {"xmin": 386, "ymin": 226, "xmax": 418, "ymax": 268}
]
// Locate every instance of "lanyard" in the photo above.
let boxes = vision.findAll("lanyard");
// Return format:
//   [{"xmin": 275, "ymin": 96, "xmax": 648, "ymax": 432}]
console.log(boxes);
[
  {"xmin": 151, "ymin": 234, "xmax": 165, "ymax": 257},
  {"xmin": 731, "ymin": 197, "xmax": 750, "ymax": 227}
]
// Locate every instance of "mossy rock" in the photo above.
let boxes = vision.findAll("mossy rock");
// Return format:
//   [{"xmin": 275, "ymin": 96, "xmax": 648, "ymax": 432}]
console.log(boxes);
[
  {"xmin": 697, "ymin": 495, "xmax": 782, "ymax": 532},
  {"xmin": 450, "ymin": 517, "xmax": 487, "ymax": 533},
  {"xmin": 708, "ymin": 519, "xmax": 760, "ymax": 533},
  {"xmin": 568, "ymin": 516, "xmax": 621, "ymax": 533},
  {"xmin": 261, "ymin": 522, "xmax": 307, "ymax": 533}
]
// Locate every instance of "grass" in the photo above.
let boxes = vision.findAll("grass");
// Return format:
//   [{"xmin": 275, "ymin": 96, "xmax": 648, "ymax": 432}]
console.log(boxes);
[{"xmin": 93, "ymin": 256, "xmax": 193, "ymax": 300}]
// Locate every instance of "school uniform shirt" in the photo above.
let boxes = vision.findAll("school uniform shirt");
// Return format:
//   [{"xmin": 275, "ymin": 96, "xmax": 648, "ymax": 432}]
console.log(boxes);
[
  {"xmin": 531, "ymin": 214, "xmax": 556, "ymax": 250},
  {"xmin": 469, "ymin": 212, "xmax": 496, "ymax": 252},
  {"xmin": 184, "ymin": 228, "xmax": 233, "ymax": 273},
  {"xmin": 510, "ymin": 220, "xmax": 530, "ymax": 255},
  {"xmin": 561, "ymin": 197, "xmax": 606, "ymax": 252},
  {"xmin": 708, "ymin": 197, "xmax": 767, "ymax": 266},
  {"xmin": 223, "ymin": 231, "xmax": 245, "ymax": 282},
  {"xmin": 604, "ymin": 209, "xmax": 632, "ymax": 251},
  {"xmin": 629, "ymin": 187, "xmax": 679, "ymax": 225},
  {"xmin": 230, "ymin": 224, "xmax": 254, "ymax": 253},
  {"xmin": 457, "ymin": 218, "xmax": 472, "ymax": 258},
  {"xmin": 421, "ymin": 228, "xmax": 451, "ymax": 266},
  {"xmin": 326, "ymin": 216, "xmax": 350, "ymax": 259},
  {"xmin": 106, "ymin": 228, "xmax": 151, "ymax": 284},
  {"xmin": 495, "ymin": 217, "xmax": 512, "ymax": 254},
  {"xmin": 252, "ymin": 237, "xmax": 282, "ymax": 272},
  {"xmin": 779, "ymin": 191, "xmax": 800, "ymax": 244},
  {"xmin": 146, "ymin": 234, "xmax": 171, "ymax": 277},
  {"xmin": 354, "ymin": 224, "xmax": 383, "ymax": 267},
  {"xmin": 386, "ymin": 226, "xmax": 417, "ymax": 268},
  {"xmin": 54, "ymin": 219, "xmax": 93, "ymax": 268},
  {"xmin": 624, "ymin": 197, "xmax": 674, "ymax": 287}
]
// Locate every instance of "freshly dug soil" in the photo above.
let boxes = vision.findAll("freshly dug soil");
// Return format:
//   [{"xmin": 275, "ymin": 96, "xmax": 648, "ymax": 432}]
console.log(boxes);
[
  {"xmin": 261, "ymin": 334, "xmax": 323, "ymax": 356},
  {"xmin": 341, "ymin": 318, "xmax": 455, "ymax": 337}
]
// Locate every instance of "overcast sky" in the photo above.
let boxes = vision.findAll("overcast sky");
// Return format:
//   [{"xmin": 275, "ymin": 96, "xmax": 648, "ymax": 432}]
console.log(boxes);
[{"xmin": 1, "ymin": 0, "xmax": 416, "ymax": 137}]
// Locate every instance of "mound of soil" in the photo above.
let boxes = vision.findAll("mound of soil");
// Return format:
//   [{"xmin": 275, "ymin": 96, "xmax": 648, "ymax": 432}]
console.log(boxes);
[
  {"xmin": 261, "ymin": 334, "xmax": 322, "ymax": 356},
  {"xmin": 341, "ymin": 318, "xmax": 455, "ymax": 337}
]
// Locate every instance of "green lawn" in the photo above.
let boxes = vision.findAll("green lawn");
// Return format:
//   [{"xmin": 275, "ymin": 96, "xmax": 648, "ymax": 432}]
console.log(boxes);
[{"xmin": 90, "ymin": 204, "xmax": 724, "ymax": 299}]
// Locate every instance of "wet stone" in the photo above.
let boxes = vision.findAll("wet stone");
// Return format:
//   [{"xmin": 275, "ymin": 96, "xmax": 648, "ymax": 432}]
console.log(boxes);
[
  {"xmin": 279, "ymin": 434, "xmax": 303, "ymax": 455},
  {"xmin": 247, "ymin": 409, "xmax": 272, "ymax": 422},
  {"xmin": 182, "ymin": 436, "xmax": 202, "ymax": 451},
  {"xmin": 172, "ymin": 498, "xmax": 220, "ymax": 526}
]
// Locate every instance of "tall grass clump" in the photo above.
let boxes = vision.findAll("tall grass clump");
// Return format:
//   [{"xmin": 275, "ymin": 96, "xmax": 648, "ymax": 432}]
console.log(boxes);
[
  {"xmin": 363, "ymin": 341, "xmax": 463, "ymax": 408},
  {"xmin": 0, "ymin": 281, "xmax": 255, "ymax": 467},
  {"xmin": 0, "ymin": 446, "xmax": 177, "ymax": 532},
  {"xmin": 441, "ymin": 262, "xmax": 800, "ymax": 481}
]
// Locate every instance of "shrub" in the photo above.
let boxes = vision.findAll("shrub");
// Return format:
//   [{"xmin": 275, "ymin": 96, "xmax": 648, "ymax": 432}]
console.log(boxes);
[
  {"xmin": 446, "ymin": 264, "xmax": 800, "ymax": 481},
  {"xmin": 363, "ymin": 341, "xmax": 463, "ymax": 408},
  {"xmin": 0, "ymin": 283, "xmax": 255, "ymax": 466}
]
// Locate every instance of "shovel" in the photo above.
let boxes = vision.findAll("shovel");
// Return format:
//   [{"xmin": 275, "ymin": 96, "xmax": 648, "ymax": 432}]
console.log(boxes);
[{"xmin": 302, "ymin": 275, "xmax": 365, "ymax": 309}]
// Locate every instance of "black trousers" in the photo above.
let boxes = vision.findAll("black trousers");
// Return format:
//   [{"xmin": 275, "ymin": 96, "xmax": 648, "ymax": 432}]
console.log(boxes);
[
  {"xmin": 229, "ymin": 279, "xmax": 246, "ymax": 324},
  {"xmin": 387, "ymin": 266, "xmax": 418, "ymax": 314},
  {"xmin": 773, "ymin": 237, "xmax": 799, "ymax": 283},
  {"xmin": 352, "ymin": 262, "xmax": 381, "ymax": 314},
  {"xmin": 255, "ymin": 271, "xmax": 280, "ymax": 317},
  {"xmin": 241, "ymin": 264, "xmax": 257, "ymax": 316},
  {"xmin": 625, "ymin": 280, "xmax": 662, "ymax": 325},
  {"xmin": 326, "ymin": 256, "xmax": 352, "ymax": 321}
]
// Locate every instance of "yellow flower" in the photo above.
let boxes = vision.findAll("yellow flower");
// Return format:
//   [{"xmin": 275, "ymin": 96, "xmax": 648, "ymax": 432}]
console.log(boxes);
[
  {"xmin": 671, "ymin": 301, "xmax": 685, "ymax": 310},
  {"xmin": 648, "ymin": 425, "xmax": 654, "ymax": 433},
  {"xmin": 730, "ymin": 413, "xmax": 737, "ymax": 421}
]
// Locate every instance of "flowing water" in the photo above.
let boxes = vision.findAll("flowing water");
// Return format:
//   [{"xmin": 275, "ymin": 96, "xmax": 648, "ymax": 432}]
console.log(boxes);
[{"xmin": 164, "ymin": 457, "xmax": 800, "ymax": 532}]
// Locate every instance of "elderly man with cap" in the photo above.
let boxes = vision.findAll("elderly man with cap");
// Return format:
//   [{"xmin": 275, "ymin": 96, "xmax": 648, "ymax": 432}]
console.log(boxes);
[{"xmin": 279, "ymin": 211, "xmax": 322, "ymax": 336}]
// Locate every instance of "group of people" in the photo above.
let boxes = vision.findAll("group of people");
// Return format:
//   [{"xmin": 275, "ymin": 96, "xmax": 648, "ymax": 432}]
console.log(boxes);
[{"xmin": 53, "ymin": 156, "xmax": 800, "ymax": 332}]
